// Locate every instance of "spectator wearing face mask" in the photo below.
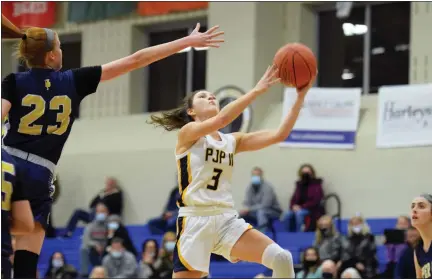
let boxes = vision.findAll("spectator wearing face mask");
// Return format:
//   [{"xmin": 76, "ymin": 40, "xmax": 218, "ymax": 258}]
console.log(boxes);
[
  {"xmin": 79, "ymin": 203, "xmax": 109, "ymax": 277},
  {"xmin": 138, "ymin": 239, "xmax": 161, "ymax": 278},
  {"xmin": 339, "ymin": 215, "xmax": 378, "ymax": 278},
  {"xmin": 297, "ymin": 247, "xmax": 323, "ymax": 278},
  {"xmin": 105, "ymin": 215, "xmax": 138, "ymax": 258},
  {"xmin": 239, "ymin": 167, "xmax": 282, "ymax": 230},
  {"xmin": 282, "ymin": 164, "xmax": 324, "ymax": 232},
  {"xmin": 102, "ymin": 237, "xmax": 138, "ymax": 278},
  {"xmin": 44, "ymin": 252, "xmax": 78, "ymax": 279},
  {"xmin": 395, "ymin": 227, "xmax": 421, "ymax": 279},
  {"xmin": 314, "ymin": 215, "xmax": 342, "ymax": 265},
  {"xmin": 156, "ymin": 232, "xmax": 176, "ymax": 279}
]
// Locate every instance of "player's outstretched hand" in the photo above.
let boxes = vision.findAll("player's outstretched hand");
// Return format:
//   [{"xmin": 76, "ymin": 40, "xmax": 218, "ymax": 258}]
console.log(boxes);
[
  {"xmin": 253, "ymin": 64, "xmax": 281, "ymax": 95},
  {"xmin": 187, "ymin": 23, "xmax": 225, "ymax": 48}
]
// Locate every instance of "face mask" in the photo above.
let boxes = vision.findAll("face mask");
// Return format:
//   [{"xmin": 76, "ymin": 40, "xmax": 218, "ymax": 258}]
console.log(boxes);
[
  {"xmin": 52, "ymin": 259, "xmax": 64, "ymax": 268},
  {"xmin": 352, "ymin": 225, "xmax": 362, "ymax": 234},
  {"xmin": 301, "ymin": 173, "xmax": 311, "ymax": 181},
  {"xmin": 148, "ymin": 252, "xmax": 156, "ymax": 258},
  {"xmin": 322, "ymin": 272, "xmax": 333, "ymax": 279},
  {"xmin": 95, "ymin": 213, "xmax": 106, "ymax": 222},
  {"xmin": 251, "ymin": 175, "xmax": 261, "ymax": 185},
  {"xmin": 320, "ymin": 228, "xmax": 330, "ymax": 235},
  {"xmin": 108, "ymin": 222, "xmax": 119, "ymax": 230},
  {"xmin": 111, "ymin": 251, "xmax": 122, "ymax": 258},
  {"xmin": 164, "ymin": 241, "xmax": 176, "ymax": 252},
  {"xmin": 304, "ymin": 260, "xmax": 318, "ymax": 268}
]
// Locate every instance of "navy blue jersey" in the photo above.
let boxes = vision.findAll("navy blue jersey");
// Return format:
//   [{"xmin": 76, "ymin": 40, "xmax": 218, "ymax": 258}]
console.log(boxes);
[
  {"xmin": 1, "ymin": 149, "xmax": 26, "ymax": 258},
  {"xmin": 416, "ymin": 240, "xmax": 432, "ymax": 278},
  {"xmin": 2, "ymin": 67, "xmax": 102, "ymax": 164}
]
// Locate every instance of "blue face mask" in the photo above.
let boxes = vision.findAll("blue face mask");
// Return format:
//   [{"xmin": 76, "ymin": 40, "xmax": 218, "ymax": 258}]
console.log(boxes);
[
  {"xmin": 108, "ymin": 222, "xmax": 119, "ymax": 230},
  {"xmin": 164, "ymin": 241, "xmax": 176, "ymax": 252},
  {"xmin": 95, "ymin": 213, "xmax": 106, "ymax": 222},
  {"xmin": 111, "ymin": 251, "xmax": 122, "ymax": 258},
  {"xmin": 251, "ymin": 175, "xmax": 261, "ymax": 185},
  {"xmin": 52, "ymin": 259, "xmax": 63, "ymax": 268}
]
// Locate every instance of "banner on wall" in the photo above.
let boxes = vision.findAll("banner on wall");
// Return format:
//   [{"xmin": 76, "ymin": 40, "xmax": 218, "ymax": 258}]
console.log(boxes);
[
  {"xmin": 280, "ymin": 87, "xmax": 362, "ymax": 149},
  {"xmin": 376, "ymin": 84, "xmax": 432, "ymax": 148},
  {"xmin": 1, "ymin": 2, "xmax": 56, "ymax": 28},
  {"xmin": 137, "ymin": 2, "xmax": 208, "ymax": 16}
]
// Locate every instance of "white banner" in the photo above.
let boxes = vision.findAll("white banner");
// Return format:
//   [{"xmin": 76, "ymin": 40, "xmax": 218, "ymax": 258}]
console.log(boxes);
[
  {"xmin": 377, "ymin": 84, "xmax": 432, "ymax": 148},
  {"xmin": 280, "ymin": 87, "xmax": 362, "ymax": 149}
]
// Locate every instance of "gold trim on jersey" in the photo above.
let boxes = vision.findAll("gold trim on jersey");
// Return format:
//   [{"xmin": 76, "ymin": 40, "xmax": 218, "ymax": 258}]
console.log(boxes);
[
  {"xmin": 176, "ymin": 217, "xmax": 194, "ymax": 271},
  {"xmin": 176, "ymin": 153, "xmax": 191, "ymax": 207}
]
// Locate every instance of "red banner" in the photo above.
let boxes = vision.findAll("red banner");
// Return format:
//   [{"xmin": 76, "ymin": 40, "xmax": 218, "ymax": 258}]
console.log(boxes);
[
  {"xmin": 1, "ymin": 2, "xmax": 56, "ymax": 28},
  {"xmin": 138, "ymin": 2, "xmax": 208, "ymax": 16}
]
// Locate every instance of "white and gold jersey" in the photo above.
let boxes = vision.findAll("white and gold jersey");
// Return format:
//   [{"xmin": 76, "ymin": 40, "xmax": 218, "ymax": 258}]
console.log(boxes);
[{"xmin": 176, "ymin": 132, "xmax": 236, "ymax": 216}]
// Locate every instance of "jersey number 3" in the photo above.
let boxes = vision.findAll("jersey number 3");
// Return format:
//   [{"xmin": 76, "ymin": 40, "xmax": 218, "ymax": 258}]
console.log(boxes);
[
  {"xmin": 18, "ymin": 94, "xmax": 72, "ymax": 136},
  {"xmin": 1, "ymin": 161, "xmax": 15, "ymax": 211},
  {"xmin": 207, "ymin": 168, "xmax": 223, "ymax": 191}
]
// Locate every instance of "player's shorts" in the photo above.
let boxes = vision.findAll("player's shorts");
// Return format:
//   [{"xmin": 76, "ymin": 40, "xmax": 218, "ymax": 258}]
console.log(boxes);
[
  {"xmin": 2, "ymin": 256, "xmax": 12, "ymax": 279},
  {"xmin": 173, "ymin": 211, "xmax": 253, "ymax": 275},
  {"xmin": 4, "ymin": 147, "xmax": 54, "ymax": 231}
]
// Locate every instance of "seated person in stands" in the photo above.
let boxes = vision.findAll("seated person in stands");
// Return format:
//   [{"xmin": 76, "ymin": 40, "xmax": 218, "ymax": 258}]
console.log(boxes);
[
  {"xmin": 102, "ymin": 237, "xmax": 138, "ymax": 278},
  {"xmin": 339, "ymin": 215, "xmax": 378, "ymax": 279},
  {"xmin": 296, "ymin": 247, "xmax": 323, "ymax": 278},
  {"xmin": 282, "ymin": 164, "xmax": 324, "ymax": 232},
  {"xmin": 63, "ymin": 177, "xmax": 123, "ymax": 237},
  {"xmin": 89, "ymin": 266, "xmax": 106, "ymax": 278},
  {"xmin": 105, "ymin": 214, "xmax": 138, "ymax": 258},
  {"xmin": 155, "ymin": 232, "xmax": 177, "ymax": 279},
  {"xmin": 44, "ymin": 251, "xmax": 78, "ymax": 279},
  {"xmin": 138, "ymin": 239, "xmax": 162, "ymax": 278},
  {"xmin": 239, "ymin": 167, "xmax": 282, "ymax": 230},
  {"xmin": 148, "ymin": 179, "xmax": 180, "ymax": 235},
  {"xmin": 382, "ymin": 215, "xmax": 411, "ymax": 277},
  {"xmin": 395, "ymin": 226, "xmax": 421, "ymax": 279},
  {"xmin": 314, "ymin": 215, "xmax": 342, "ymax": 265},
  {"xmin": 79, "ymin": 203, "xmax": 109, "ymax": 277}
]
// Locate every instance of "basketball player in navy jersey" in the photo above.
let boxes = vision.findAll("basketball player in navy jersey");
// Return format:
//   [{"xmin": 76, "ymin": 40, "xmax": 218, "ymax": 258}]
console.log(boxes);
[
  {"xmin": 412, "ymin": 194, "xmax": 432, "ymax": 279},
  {"xmin": 1, "ymin": 149, "xmax": 35, "ymax": 278},
  {"xmin": 1, "ymin": 23, "xmax": 224, "ymax": 278}
]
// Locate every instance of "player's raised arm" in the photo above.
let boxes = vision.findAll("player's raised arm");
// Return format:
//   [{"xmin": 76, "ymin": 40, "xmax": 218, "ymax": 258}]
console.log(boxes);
[
  {"xmin": 100, "ymin": 23, "xmax": 224, "ymax": 82},
  {"xmin": 178, "ymin": 65, "xmax": 280, "ymax": 143},
  {"xmin": 233, "ymin": 78, "xmax": 315, "ymax": 153}
]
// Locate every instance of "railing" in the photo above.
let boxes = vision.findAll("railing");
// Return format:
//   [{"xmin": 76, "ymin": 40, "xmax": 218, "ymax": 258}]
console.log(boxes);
[{"xmin": 321, "ymin": 193, "xmax": 342, "ymax": 231}]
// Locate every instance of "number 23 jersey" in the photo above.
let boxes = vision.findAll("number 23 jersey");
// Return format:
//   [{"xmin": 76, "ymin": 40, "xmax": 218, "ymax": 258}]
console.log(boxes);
[{"xmin": 176, "ymin": 132, "xmax": 236, "ymax": 211}]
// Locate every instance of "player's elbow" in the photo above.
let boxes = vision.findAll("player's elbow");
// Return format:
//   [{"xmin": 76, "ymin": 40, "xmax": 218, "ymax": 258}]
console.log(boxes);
[{"xmin": 273, "ymin": 131, "xmax": 287, "ymax": 143}]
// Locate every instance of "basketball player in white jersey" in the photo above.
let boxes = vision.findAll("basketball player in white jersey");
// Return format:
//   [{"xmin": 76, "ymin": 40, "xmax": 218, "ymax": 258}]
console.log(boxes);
[{"xmin": 149, "ymin": 65, "xmax": 315, "ymax": 278}]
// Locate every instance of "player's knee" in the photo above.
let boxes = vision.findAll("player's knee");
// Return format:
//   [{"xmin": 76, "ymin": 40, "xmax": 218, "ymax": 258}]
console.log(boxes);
[{"xmin": 261, "ymin": 243, "xmax": 293, "ymax": 270}]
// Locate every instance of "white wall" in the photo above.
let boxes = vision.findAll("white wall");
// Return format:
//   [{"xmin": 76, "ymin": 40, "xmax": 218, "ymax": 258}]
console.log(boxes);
[{"xmin": 54, "ymin": 94, "xmax": 432, "ymax": 226}]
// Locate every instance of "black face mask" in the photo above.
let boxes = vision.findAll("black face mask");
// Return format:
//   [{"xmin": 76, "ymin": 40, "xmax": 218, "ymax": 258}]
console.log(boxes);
[
  {"xmin": 322, "ymin": 272, "xmax": 333, "ymax": 279},
  {"xmin": 320, "ymin": 228, "xmax": 330, "ymax": 236},
  {"xmin": 303, "ymin": 260, "xmax": 318, "ymax": 268},
  {"xmin": 301, "ymin": 173, "xmax": 312, "ymax": 182}
]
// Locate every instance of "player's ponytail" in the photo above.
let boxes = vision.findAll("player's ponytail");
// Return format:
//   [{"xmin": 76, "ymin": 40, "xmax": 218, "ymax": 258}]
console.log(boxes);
[{"xmin": 148, "ymin": 91, "xmax": 199, "ymax": 131}]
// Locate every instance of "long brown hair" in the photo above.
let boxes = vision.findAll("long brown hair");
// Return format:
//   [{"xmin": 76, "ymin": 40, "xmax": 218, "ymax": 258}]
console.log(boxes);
[
  {"xmin": 1, "ymin": 14, "xmax": 23, "ymax": 39},
  {"xmin": 147, "ymin": 91, "xmax": 201, "ymax": 131},
  {"xmin": 14, "ymin": 27, "xmax": 56, "ymax": 68}
]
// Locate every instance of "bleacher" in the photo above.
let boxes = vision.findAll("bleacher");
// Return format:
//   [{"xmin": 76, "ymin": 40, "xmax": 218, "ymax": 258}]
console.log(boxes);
[{"xmin": 37, "ymin": 217, "xmax": 397, "ymax": 278}]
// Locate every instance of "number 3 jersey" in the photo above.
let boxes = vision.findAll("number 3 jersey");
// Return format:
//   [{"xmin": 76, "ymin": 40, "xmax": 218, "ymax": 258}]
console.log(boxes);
[{"xmin": 176, "ymin": 132, "xmax": 236, "ymax": 216}]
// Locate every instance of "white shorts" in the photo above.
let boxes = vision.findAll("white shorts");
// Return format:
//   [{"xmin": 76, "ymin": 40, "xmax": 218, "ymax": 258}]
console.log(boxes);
[{"xmin": 172, "ymin": 212, "xmax": 253, "ymax": 274}]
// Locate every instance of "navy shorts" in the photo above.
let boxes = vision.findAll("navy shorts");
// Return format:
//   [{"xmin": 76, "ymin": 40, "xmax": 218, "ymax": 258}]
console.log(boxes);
[
  {"xmin": 10, "ymin": 155, "xmax": 53, "ymax": 231},
  {"xmin": 2, "ymin": 256, "xmax": 12, "ymax": 279}
]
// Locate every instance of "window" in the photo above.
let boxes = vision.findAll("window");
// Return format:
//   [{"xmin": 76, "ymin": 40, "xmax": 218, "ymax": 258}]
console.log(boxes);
[
  {"xmin": 318, "ymin": 7, "xmax": 365, "ymax": 90},
  {"xmin": 147, "ymin": 26, "xmax": 207, "ymax": 112},
  {"xmin": 369, "ymin": 2, "xmax": 410, "ymax": 93}
]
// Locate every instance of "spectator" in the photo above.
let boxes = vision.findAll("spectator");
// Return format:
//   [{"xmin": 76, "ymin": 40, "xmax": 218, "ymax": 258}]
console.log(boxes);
[
  {"xmin": 314, "ymin": 215, "xmax": 342, "ymax": 264},
  {"xmin": 89, "ymin": 266, "xmax": 106, "ymax": 279},
  {"xmin": 148, "ymin": 185, "xmax": 180, "ymax": 235},
  {"xmin": 105, "ymin": 215, "xmax": 138, "ymax": 258},
  {"xmin": 79, "ymin": 203, "xmax": 109, "ymax": 277},
  {"xmin": 239, "ymin": 167, "xmax": 282, "ymax": 230},
  {"xmin": 282, "ymin": 164, "xmax": 324, "ymax": 232},
  {"xmin": 102, "ymin": 237, "xmax": 138, "ymax": 278},
  {"xmin": 44, "ymin": 252, "xmax": 78, "ymax": 279},
  {"xmin": 395, "ymin": 227, "xmax": 421, "ymax": 279},
  {"xmin": 382, "ymin": 215, "xmax": 411, "ymax": 277},
  {"xmin": 63, "ymin": 177, "xmax": 123, "ymax": 237},
  {"xmin": 341, "ymin": 267, "xmax": 362, "ymax": 279},
  {"xmin": 339, "ymin": 215, "xmax": 378, "ymax": 278},
  {"xmin": 138, "ymin": 239, "xmax": 161, "ymax": 278},
  {"xmin": 296, "ymin": 247, "xmax": 323, "ymax": 278},
  {"xmin": 156, "ymin": 232, "xmax": 176, "ymax": 279}
]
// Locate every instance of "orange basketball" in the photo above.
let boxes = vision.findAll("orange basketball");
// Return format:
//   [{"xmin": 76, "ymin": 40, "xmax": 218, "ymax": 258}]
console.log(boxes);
[{"xmin": 273, "ymin": 43, "xmax": 318, "ymax": 89}]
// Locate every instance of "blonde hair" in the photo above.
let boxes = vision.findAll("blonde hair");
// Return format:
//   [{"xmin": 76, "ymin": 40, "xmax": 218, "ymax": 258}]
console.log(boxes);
[
  {"xmin": 314, "ymin": 215, "xmax": 339, "ymax": 246},
  {"xmin": 347, "ymin": 215, "xmax": 371, "ymax": 236},
  {"xmin": 89, "ymin": 266, "xmax": 106, "ymax": 278}
]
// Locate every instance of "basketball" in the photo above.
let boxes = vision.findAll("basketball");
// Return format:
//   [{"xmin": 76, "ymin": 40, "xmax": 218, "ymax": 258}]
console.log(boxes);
[{"xmin": 273, "ymin": 43, "xmax": 317, "ymax": 89}]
